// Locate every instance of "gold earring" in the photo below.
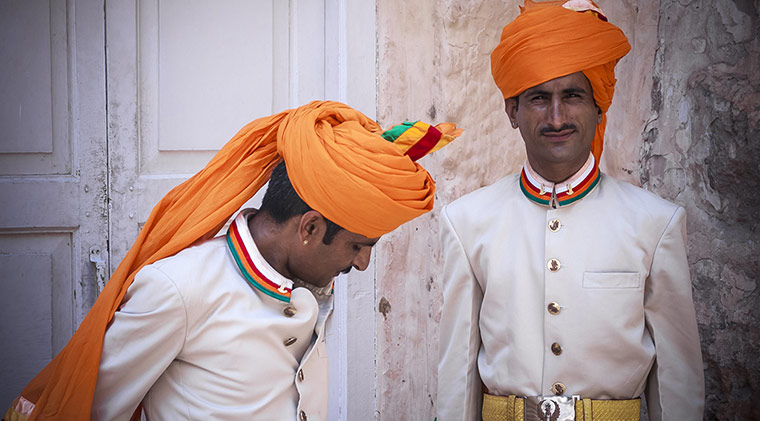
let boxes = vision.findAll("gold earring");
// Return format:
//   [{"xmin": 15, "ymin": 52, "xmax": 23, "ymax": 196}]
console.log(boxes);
[
  {"xmin": 303, "ymin": 240, "xmax": 308, "ymax": 246},
  {"xmin": 511, "ymin": 121, "xmax": 518, "ymax": 128}
]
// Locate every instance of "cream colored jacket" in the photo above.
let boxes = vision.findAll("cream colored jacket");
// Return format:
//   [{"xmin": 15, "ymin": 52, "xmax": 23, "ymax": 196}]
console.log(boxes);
[
  {"xmin": 437, "ymin": 173, "xmax": 704, "ymax": 421},
  {"xmin": 92, "ymin": 211, "xmax": 333, "ymax": 420}
]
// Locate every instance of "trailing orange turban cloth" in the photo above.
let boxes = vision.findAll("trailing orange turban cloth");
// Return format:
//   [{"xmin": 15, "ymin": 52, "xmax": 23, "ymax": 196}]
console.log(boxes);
[
  {"xmin": 6, "ymin": 100, "xmax": 460, "ymax": 420},
  {"xmin": 490, "ymin": 0, "xmax": 631, "ymax": 161}
]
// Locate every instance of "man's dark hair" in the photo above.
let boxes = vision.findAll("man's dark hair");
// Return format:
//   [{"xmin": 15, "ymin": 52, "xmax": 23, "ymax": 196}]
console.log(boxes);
[{"xmin": 260, "ymin": 161, "xmax": 343, "ymax": 244}]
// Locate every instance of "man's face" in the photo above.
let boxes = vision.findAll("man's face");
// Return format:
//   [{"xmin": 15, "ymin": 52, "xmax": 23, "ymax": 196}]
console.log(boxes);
[
  {"xmin": 505, "ymin": 71, "xmax": 601, "ymax": 181},
  {"xmin": 295, "ymin": 225, "xmax": 378, "ymax": 288}
]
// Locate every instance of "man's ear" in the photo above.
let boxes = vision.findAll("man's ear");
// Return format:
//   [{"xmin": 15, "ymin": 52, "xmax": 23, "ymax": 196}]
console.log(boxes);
[
  {"xmin": 505, "ymin": 97, "xmax": 519, "ymax": 128},
  {"xmin": 297, "ymin": 210, "xmax": 326, "ymax": 244},
  {"xmin": 596, "ymin": 106, "xmax": 603, "ymax": 124}
]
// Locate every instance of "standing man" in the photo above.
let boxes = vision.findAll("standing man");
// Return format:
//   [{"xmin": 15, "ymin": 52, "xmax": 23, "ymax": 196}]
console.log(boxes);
[
  {"xmin": 7, "ymin": 101, "xmax": 460, "ymax": 420},
  {"xmin": 437, "ymin": 1, "xmax": 703, "ymax": 420}
]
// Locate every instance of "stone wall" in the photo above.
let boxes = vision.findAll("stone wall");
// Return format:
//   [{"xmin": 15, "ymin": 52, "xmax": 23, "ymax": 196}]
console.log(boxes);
[
  {"xmin": 375, "ymin": 0, "xmax": 759, "ymax": 419},
  {"xmin": 646, "ymin": 1, "xmax": 760, "ymax": 419}
]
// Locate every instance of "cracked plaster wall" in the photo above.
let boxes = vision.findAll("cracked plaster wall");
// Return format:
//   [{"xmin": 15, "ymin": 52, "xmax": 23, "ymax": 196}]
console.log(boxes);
[{"xmin": 374, "ymin": 0, "xmax": 759, "ymax": 419}]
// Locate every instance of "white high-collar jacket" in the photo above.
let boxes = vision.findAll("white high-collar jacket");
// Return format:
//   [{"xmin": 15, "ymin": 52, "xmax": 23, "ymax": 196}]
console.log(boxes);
[
  {"xmin": 93, "ymin": 210, "xmax": 333, "ymax": 420},
  {"xmin": 437, "ymin": 168, "xmax": 704, "ymax": 421}
]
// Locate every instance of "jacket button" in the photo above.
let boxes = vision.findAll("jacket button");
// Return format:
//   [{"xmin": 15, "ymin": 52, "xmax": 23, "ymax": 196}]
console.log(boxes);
[
  {"xmin": 547, "ymin": 302, "xmax": 561, "ymax": 315},
  {"xmin": 299, "ymin": 410, "xmax": 307, "ymax": 421},
  {"xmin": 551, "ymin": 382, "xmax": 566, "ymax": 395},
  {"xmin": 298, "ymin": 369, "xmax": 304, "ymax": 382},
  {"xmin": 284, "ymin": 337, "xmax": 297, "ymax": 346},
  {"xmin": 283, "ymin": 306, "xmax": 297, "ymax": 317},
  {"xmin": 551, "ymin": 342, "xmax": 563, "ymax": 355},
  {"xmin": 548, "ymin": 218, "xmax": 562, "ymax": 232},
  {"xmin": 547, "ymin": 258, "xmax": 561, "ymax": 272}
]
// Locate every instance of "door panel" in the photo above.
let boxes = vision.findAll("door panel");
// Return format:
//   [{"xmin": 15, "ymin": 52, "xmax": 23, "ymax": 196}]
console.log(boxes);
[
  {"xmin": 107, "ymin": 0, "xmax": 292, "ymax": 267},
  {"xmin": 152, "ymin": 0, "xmax": 275, "ymax": 153},
  {"xmin": 0, "ymin": 0, "xmax": 107, "ymax": 410},
  {"xmin": 0, "ymin": 0, "xmax": 70, "ymax": 174}
]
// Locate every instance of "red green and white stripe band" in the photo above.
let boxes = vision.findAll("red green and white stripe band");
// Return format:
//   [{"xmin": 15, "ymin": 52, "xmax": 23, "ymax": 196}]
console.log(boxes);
[
  {"xmin": 226, "ymin": 214, "xmax": 293, "ymax": 302},
  {"xmin": 520, "ymin": 155, "xmax": 600, "ymax": 207}
]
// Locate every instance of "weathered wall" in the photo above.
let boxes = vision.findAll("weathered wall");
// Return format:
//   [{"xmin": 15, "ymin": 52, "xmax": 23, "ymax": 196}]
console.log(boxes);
[
  {"xmin": 645, "ymin": 1, "xmax": 760, "ymax": 419},
  {"xmin": 375, "ymin": 0, "xmax": 759, "ymax": 419}
]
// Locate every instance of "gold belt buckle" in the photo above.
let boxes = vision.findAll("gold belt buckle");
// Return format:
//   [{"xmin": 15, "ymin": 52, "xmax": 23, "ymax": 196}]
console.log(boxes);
[{"xmin": 523, "ymin": 395, "xmax": 580, "ymax": 421}]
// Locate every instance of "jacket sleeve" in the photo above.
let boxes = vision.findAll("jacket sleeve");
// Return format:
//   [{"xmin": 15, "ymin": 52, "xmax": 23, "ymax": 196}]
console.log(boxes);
[
  {"xmin": 643, "ymin": 206, "xmax": 704, "ymax": 420},
  {"xmin": 437, "ymin": 206, "xmax": 484, "ymax": 421},
  {"xmin": 91, "ymin": 264, "xmax": 187, "ymax": 420}
]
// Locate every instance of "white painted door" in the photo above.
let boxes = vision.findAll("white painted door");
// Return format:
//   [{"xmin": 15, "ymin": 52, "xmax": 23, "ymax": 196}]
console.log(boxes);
[
  {"xmin": 105, "ymin": 1, "xmax": 377, "ymax": 419},
  {"xmin": 0, "ymin": 0, "xmax": 108, "ymax": 410}
]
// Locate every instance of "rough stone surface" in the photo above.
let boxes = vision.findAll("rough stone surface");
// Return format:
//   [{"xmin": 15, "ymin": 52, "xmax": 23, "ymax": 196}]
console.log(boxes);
[
  {"xmin": 375, "ymin": 0, "xmax": 759, "ymax": 419},
  {"xmin": 643, "ymin": 1, "xmax": 760, "ymax": 419}
]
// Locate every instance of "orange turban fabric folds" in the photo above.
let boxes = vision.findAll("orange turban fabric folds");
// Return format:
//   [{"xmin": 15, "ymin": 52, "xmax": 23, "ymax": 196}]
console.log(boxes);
[
  {"xmin": 490, "ymin": 0, "xmax": 631, "ymax": 161},
  {"xmin": 7, "ymin": 101, "xmax": 459, "ymax": 420},
  {"xmin": 278, "ymin": 104, "xmax": 437, "ymax": 238}
]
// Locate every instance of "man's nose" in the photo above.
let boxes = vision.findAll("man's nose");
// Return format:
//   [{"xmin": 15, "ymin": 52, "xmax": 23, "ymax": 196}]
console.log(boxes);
[
  {"xmin": 547, "ymin": 98, "xmax": 568, "ymax": 127},
  {"xmin": 352, "ymin": 246, "xmax": 372, "ymax": 271}
]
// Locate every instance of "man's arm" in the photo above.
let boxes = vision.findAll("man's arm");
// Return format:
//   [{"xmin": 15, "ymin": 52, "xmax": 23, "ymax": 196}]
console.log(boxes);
[
  {"xmin": 437, "ymin": 206, "xmax": 484, "ymax": 421},
  {"xmin": 643, "ymin": 206, "xmax": 704, "ymax": 420},
  {"xmin": 91, "ymin": 264, "xmax": 187, "ymax": 420}
]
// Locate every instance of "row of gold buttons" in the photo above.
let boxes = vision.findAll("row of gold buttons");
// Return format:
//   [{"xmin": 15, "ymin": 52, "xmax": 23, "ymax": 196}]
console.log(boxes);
[
  {"xmin": 283, "ymin": 305, "xmax": 298, "ymax": 347},
  {"xmin": 548, "ymin": 302, "xmax": 562, "ymax": 356},
  {"xmin": 297, "ymin": 370, "xmax": 307, "ymax": 420},
  {"xmin": 548, "ymin": 219, "xmax": 565, "ymax": 395},
  {"xmin": 286, "ymin": 302, "xmax": 307, "ymax": 421},
  {"xmin": 547, "ymin": 219, "xmax": 562, "ymax": 271}
]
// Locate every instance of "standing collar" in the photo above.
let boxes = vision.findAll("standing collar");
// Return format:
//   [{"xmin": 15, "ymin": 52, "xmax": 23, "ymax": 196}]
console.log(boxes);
[
  {"xmin": 520, "ymin": 153, "xmax": 600, "ymax": 208},
  {"xmin": 226, "ymin": 210, "xmax": 334, "ymax": 302},
  {"xmin": 226, "ymin": 210, "xmax": 294, "ymax": 302}
]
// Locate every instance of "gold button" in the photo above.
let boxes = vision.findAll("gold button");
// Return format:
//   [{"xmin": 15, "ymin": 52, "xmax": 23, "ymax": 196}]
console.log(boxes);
[
  {"xmin": 283, "ymin": 306, "xmax": 297, "ymax": 317},
  {"xmin": 284, "ymin": 337, "xmax": 297, "ymax": 346},
  {"xmin": 551, "ymin": 382, "xmax": 566, "ymax": 395},
  {"xmin": 548, "ymin": 219, "xmax": 562, "ymax": 232},
  {"xmin": 298, "ymin": 369, "xmax": 304, "ymax": 382},
  {"xmin": 551, "ymin": 342, "xmax": 563, "ymax": 355},
  {"xmin": 547, "ymin": 302, "xmax": 561, "ymax": 315},
  {"xmin": 547, "ymin": 258, "xmax": 561, "ymax": 272},
  {"xmin": 299, "ymin": 410, "xmax": 307, "ymax": 421}
]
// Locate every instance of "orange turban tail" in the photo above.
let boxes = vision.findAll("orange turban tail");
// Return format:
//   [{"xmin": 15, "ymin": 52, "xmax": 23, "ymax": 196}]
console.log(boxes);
[
  {"xmin": 7, "ymin": 101, "xmax": 460, "ymax": 420},
  {"xmin": 490, "ymin": 0, "xmax": 631, "ymax": 161}
]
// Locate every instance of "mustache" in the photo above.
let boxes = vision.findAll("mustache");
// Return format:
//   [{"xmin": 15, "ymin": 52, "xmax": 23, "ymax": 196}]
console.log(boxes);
[
  {"xmin": 540, "ymin": 124, "xmax": 576, "ymax": 135},
  {"xmin": 341, "ymin": 266, "xmax": 352, "ymax": 275}
]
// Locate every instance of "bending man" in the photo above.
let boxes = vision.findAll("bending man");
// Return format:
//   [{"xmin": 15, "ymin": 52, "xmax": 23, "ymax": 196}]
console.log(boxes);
[{"xmin": 8, "ymin": 101, "xmax": 460, "ymax": 420}]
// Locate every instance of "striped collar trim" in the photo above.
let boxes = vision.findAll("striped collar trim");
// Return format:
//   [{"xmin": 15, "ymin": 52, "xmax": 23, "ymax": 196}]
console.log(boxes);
[
  {"xmin": 226, "ymin": 211, "xmax": 294, "ymax": 302},
  {"xmin": 520, "ymin": 154, "xmax": 600, "ymax": 208}
]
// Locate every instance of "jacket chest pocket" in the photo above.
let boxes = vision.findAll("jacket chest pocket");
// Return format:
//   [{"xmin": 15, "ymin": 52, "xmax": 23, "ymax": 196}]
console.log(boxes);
[{"xmin": 582, "ymin": 271, "xmax": 642, "ymax": 289}]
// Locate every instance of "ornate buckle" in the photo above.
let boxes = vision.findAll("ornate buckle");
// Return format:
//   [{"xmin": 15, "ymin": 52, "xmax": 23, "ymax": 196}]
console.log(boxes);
[{"xmin": 523, "ymin": 395, "xmax": 580, "ymax": 421}]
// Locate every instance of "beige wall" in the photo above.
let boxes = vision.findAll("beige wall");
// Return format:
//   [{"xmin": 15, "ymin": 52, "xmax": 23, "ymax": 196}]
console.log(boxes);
[{"xmin": 375, "ymin": 0, "xmax": 759, "ymax": 419}]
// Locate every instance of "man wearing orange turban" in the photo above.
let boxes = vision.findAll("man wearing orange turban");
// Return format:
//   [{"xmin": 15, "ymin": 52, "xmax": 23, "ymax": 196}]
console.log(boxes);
[
  {"xmin": 6, "ymin": 100, "xmax": 460, "ymax": 420},
  {"xmin": 437, "ymin": 1, "xmax": 703, "ymax": 420}
]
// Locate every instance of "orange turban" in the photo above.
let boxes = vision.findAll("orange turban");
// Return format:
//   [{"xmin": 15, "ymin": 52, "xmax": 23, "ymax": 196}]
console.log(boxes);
[
  {"xmin": 6, "ymin": 100, "xmax": 460, "ymax": 420},
  {"xmin": 490, "ymin": 0, "xmax": 631, "ymax": 161},
  {"xmin": 278, "ymin": 104, "xmax": 457, "ymax": 237}
]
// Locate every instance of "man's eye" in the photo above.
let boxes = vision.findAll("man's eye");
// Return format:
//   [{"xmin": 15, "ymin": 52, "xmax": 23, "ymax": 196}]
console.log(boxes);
[{"xmin": 353, "ymin": 245, "xmax": 362, "ymax": 252}]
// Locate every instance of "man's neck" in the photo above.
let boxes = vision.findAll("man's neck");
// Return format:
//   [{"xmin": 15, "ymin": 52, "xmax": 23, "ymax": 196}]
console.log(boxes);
[
  {"xmin": 527, "ymin": 154, "xmax": 594, "ymax": 184},
  {"xmin": 247, "ymin": 212, "xmax": 294, "ymax": 280},
  {"xmin": 530, "ymin": 163, "xmax": 583, "ymax": 184}
]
